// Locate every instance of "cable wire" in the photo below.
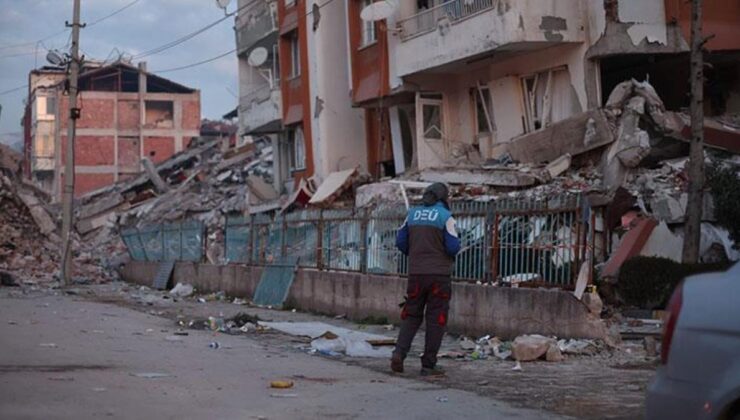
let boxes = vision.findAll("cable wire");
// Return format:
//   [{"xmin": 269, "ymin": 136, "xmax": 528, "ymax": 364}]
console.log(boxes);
[
  {"xmin": 153, "ymin": 48, "xmax": 236, "ymax": 73},
  {"xmin": 0, "ymin": 84, "xmax": 28, "ymax": 96},
  {"xmin": 87, "ymin": 0, "xmax": 141, "ymax": 27}
]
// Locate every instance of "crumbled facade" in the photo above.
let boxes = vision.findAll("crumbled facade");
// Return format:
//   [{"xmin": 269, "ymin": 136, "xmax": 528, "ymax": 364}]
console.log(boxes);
[{"xmin": 23, "ymin": 62, "xmax": 201, "ymax": 199}]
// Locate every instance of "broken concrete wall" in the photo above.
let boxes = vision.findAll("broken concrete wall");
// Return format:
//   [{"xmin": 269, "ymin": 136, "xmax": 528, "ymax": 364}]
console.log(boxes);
[{"xmin": 121, "ymin": 260, "xmax": 608, "ymax": 340}]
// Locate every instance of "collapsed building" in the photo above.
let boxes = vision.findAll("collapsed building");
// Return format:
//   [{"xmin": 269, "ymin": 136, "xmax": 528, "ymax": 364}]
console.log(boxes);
[{"xmin": 5, "ymin": 0, "xmax": 739, "ymax": 340}]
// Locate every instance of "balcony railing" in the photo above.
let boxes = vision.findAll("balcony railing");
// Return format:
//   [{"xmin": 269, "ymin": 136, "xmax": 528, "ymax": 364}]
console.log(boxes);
[{"xmin": 398, "ymin": 0, "xmax": 494, "ymax": 40}]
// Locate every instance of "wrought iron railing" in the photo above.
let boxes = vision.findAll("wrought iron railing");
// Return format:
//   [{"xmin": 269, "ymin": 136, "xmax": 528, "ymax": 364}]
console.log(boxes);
[{"xmin": 397, "ymin": 0, "xmax": 494, "ymax": 40}]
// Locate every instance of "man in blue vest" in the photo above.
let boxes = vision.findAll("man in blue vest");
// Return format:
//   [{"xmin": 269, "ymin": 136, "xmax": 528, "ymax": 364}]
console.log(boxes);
[{"xmin": 391, "ymin": 182, "xmax": 460, "ymax": 376}]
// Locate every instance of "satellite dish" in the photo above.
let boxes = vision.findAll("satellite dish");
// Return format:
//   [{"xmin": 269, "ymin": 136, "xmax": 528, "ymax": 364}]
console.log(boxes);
[
  {"xmin": 360, "ymin": 0, "xmax": 397, "ymax": 22},
  {"xmin": 215, "ymin": 0, "xmax": 231, "ymax": 10},
  {"xmin": 46, "ymin": 50, "xmax": 64, "ymax": 66},
  {"xmin": 247, "ymin": 47, "xmax": 268, "ymax": 67}
]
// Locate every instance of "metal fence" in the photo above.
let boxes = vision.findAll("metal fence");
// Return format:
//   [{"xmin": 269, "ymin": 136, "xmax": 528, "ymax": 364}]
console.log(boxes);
[
  {"xmin": 121, "ymin": 220, "xmax": 205, "ymax": 262},
  {"xmin": 121, "ymin": 194, "xmax": 596, "ymax": 288}
]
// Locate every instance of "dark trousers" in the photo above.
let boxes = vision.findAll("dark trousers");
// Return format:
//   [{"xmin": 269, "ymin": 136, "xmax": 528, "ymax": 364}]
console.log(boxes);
[{"xmin": 393, "ymin": 275, "xmax": 452, "ymax": 368}]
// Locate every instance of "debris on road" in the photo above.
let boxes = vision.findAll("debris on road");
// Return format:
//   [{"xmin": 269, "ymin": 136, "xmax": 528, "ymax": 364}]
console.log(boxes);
[
  {"xmin": 270, "ymin": 380, "xmax": 294, "ymax": 389},
  {"xmin": 130, "ymin": 372, "xmax": 172, "ymax": 379},
  {"xmin": 511, "ymin": 335, "xmax": 557, "ymax": 362},
  {"xmin": 169, "ymin": 282, "xmax": 194, "ymax": 298}
]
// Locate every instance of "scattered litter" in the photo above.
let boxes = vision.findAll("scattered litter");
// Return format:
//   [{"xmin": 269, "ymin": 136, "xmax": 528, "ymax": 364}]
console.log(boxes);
[
  {"xmin": 208, "ymin": 342, "xmax": 221, "ymax": 349},
  {"xmin": 39, "ymin": 343, "xmax": 58, "ymax": 348},
  {"xmin": 512, "ymin": 361, "xmax": 523, "ymax": 371},
  {"xmin": 270, "ymin": 380, "xmax": 294, "ymax": 389},
  {"xmin": 436, "ymin": 396, "xmax": 449, "ymax": 403},
  {"xmin": 197, "ymin": 298, "xmax": 207, "ymax": 304},
  {"xmin": 7, "ymin": 320, "xmax": 17, "ymax": 325},
  {"xmin": 48, "ymin": 376, "xmax": 74, "ymax": 381},
  {"xmin": 92, "ymin": 387, "xmax": 107, "ymax": 392},
  {"xmin": 169, "ymin": 282, "xmax": 194, "ymax": 298},
  {"xmin": 131, "ymin": 372, "xmax": 172, "ymax": 379},
  {"xmin": 270, "ymin": 393, "xmax": 298, "ymax": 398}
]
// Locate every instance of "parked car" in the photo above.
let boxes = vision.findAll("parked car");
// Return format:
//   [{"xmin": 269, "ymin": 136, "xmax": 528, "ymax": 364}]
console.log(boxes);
[{"xmin": 646, "ymin": 262, "xmax": 740, "ymax": 419}]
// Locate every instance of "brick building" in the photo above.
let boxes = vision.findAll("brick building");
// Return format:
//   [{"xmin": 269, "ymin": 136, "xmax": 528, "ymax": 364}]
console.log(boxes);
[{"xmin": 24, "ymin": 61, "xmax": 201, "ymax": 199}]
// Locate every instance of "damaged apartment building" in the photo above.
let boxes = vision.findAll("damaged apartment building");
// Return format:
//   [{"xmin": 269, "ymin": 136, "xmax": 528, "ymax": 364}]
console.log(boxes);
[
  {"xmin": 23, "ymin": 61, "xmax": 201, "ymax": 199},
  {"xmin": 236, "ymin": 0, "xmax": 740, "ymax": 185},
  {"xmin": 236, "ymin": 0, "xmax": 366, "ymax": 195}
]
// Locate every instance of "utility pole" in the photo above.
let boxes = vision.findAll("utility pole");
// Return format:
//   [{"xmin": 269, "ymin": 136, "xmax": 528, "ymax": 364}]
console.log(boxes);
[
  {"xmin": 682, "ymin": 0, "xmax": 704, "ymax": 263},
  {"xmin": 60, "ymin": 0, "xmax": 83, "ymax": 285}
]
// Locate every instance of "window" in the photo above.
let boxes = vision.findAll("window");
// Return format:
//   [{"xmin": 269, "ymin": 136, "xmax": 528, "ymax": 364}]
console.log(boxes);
[
  {"xmin": 473, "ymin": 87, "xmax": 493, "ymax": 134},
  {"xmin": 417, "ymin": 93, "xmax": 444, "ymax": 142},
  {"xmin": 289, "ymin": 31, "xmax": 301, "ymax": 78},
  {"xmin": 360, "ymin": 0, "xmax": 377, "ymax": 47},
  {"xmin": 272, "ymin": 44, "xmax": 280, "ymax": 84},
  {"xmin": 46, "ymin": 96, "xmax": 57, "ymax": 116},
  {"xmin": 269, "ymin": 2, "xmax": 278, "ymax": 30},
  {"xmin": 521, "ymin": 67, "xmax": 581, "ymax": 133},
  {"xmin": 284, "ymin": 0, "xmax": 295, "ymax": 7},
  {"xmin": 144, "ymin": 100, "xmax": 174, "ymax": 128},
  {"xmin": 288, "ymin": 127, "xmax": 306, "ymax": 171}
]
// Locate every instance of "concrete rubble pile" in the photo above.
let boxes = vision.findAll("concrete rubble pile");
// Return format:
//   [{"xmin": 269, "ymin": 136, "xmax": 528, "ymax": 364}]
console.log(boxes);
[
  {"xmin": 0, "ymin": 169, "xmax": 116, "ymax": 285},
  {"xmin": 74, "ymin": 138, "xmax": 279, "ymax": 263},
  {"xmin": 357, "ymin": 79, "xmax": 739, "ymax": 272}
]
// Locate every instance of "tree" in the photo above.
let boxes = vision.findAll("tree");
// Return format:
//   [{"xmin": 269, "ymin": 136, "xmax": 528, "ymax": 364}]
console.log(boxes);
[{"xmin": 682, "ymin": 0, "xmax": 704, "ymax": 263}]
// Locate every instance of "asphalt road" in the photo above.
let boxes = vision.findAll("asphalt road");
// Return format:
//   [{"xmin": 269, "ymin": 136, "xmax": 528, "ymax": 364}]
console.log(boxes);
[{"xmin": 0, "ymin": 292, "xmax": 560, "ymax": 419}]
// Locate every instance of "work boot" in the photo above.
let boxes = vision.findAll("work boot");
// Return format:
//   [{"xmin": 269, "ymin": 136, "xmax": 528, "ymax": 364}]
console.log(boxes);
[
  {"xmin": 420, "ymin": 366, "xmax": 445, "ymax": 377},
  {"xmin": 390, "ymin": 353, "xmax": 404, "ymax": 373}
]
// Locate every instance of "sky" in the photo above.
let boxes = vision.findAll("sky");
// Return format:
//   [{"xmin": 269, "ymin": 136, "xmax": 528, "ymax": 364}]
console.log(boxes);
[{"xmin": 0, "ymin": 0, "xmax": 238, "ymax": 148}]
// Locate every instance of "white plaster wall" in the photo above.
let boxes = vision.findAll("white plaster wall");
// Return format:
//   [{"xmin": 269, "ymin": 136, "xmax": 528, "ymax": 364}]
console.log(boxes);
[
  {"xmin": 395, "ymin": 0, "xmax": 585, "ymax": 77},
  {"xmin": 409, "ymin": 42, "xmax": 590, "ymax": 170},
  {"xmin": 618, "ymin": 0, "xmax": 668, "ymax": 45},
  {"xmin": 308, "ymin": 0, "xmax": 367, "ymax": 180},
  {"xmin": 586, "ymin": 0, "xmax": 606, "ymax": 44}
]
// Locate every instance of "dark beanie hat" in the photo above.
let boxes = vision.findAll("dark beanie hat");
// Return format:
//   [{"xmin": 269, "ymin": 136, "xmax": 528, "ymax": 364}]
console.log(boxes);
[{"xmin": 422, "ymin": 182, "xmax": 449, "ymax": 208}]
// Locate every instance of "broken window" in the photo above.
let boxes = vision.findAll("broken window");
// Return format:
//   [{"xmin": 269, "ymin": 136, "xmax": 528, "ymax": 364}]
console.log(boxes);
[
  {"xmin": 289, "ymin": 31, "xmax": 301, "ymax": 78},
  {"xmin": 360, "ymin": 0, "xmax": 377, "ymax": 47},
  {"xmin": 145, "ymin": 100, "xmax": 174, "ymax": 129},
  {"xmin": 288, "ymin": 126, "xmax": 306, "ymax": 171},
  {"xmin": 473, "ymin": 87, "xmax": 493, "ymax": 134},
  {"xmin": 417, "ymin": 93, "xmax": 444, "ymax": 142},
  {"xmin": 521, "ymin": 67, "xmax": 581, "ymax": 133}
]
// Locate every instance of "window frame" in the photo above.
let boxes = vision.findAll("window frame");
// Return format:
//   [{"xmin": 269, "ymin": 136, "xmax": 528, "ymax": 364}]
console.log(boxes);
[
  {"xmin": 473, "ymin": 86, "xmax": 493, "ymax": 135},
  {"xmin": 360, "ymin": 0, "xmax": 378, "ymax": 47},
  {"xmin": 288, "ymin": 126, "xmax": 306, "ymax": 171},
  {"xmin": 289, "ymin": 31, "xmax": 301, "ymax": 79}
]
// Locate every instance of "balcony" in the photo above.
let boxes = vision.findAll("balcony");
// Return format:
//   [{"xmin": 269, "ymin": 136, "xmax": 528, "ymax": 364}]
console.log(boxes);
[
  {"xmin": 394, "ymin": 0, "xmax": 585, "ymax": 77},
  {"xmin": 239, "ymin": 84, "xmax": 282, "ymax": 134},
  {"xmin": 236, "ymin": 0, "xmax": 278, "ymax": 54}
]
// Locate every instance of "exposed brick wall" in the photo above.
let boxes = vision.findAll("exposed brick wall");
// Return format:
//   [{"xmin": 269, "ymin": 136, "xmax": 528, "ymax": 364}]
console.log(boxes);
[
  {"xmin": 143, "ymin": 136, "xmax": 175, "ymax": 164},
  {"xmin": 74, "ymin": 173, "xmax": 115, "ymax": 196},
  {"xmin": 117, "ymin": 136, "xmax": 140, "ymax": 168},
  {"xmin": 117, "ymin": 100, "xmax": 140, "ymax": 130},
  {"xmin": 77, "ymin": 98, "xmax": 115, "ymax": 129},
  {"xmin": 181, "ymin": 99, "xmax": 201, "ymax": 130},
  {"xmin": 74, "ymin": 136, "xmax": 115, "ymax": 166}
]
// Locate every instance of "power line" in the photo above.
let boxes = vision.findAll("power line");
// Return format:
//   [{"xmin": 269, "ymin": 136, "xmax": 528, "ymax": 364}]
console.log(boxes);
[
  {"xmin": 153, "ymin": 48, "xmax": 236, "ymax": 73},
  {"xmin": 132, "ymin": 14, "xmax": 233, "ymax": 59},
  {"xmin": 0, "ymin": 0, "xmax": 141, "ymax": 53},
  {"xmin": 87, "ymin": 0, "xmax": 141, "ymax": 27},
  {"xmin": 149, "ymin": 0, "xmax": 340, "ymax": 71},
  {"xmin": 0, "ymin": 85, "xmax": 28, "ymax": 96}
]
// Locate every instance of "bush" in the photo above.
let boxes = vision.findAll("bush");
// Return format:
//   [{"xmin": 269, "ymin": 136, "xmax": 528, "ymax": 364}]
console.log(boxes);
[
  {"xmin": 617, "ymin": 256, "xmax": 730, "ymax": 308},
  {"xmin": 707, "ymin": 163, "xmax": 740, "ymax": 249}
]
